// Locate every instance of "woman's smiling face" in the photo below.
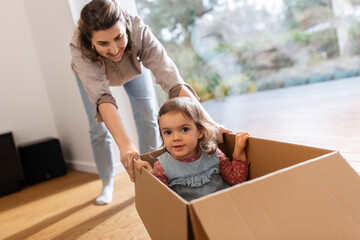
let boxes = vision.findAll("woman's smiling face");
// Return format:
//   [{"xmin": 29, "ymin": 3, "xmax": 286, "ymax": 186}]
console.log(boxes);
[{"xmin": 91, "ymin": 21, "xmax": 128, "ymax": 62}]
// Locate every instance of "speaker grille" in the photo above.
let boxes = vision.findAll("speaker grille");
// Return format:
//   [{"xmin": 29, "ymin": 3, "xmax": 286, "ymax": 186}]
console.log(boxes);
[{"xmin": 18, "ymin": 138, "xmax": 67, "ymax": 185}]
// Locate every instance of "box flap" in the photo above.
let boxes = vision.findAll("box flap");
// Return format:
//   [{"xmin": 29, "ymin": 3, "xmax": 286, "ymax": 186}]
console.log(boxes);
[
  {"xmin": 190, "ymin": 152, "xmax": 360, "ymax": 239},
  {"xmin": 139, "ymin": 148, "xmax": 166, "ymax": 167},
  {"xmin": 247, "ymin": 137, "xmax": 334, "ymax": 180},
  {"xmin": 220, "ymin": 134, "xmax": 334, "ymax": 180},
  {"xmin": 135, "ymin": 153, "xmax": 188, "ymax": 240}
]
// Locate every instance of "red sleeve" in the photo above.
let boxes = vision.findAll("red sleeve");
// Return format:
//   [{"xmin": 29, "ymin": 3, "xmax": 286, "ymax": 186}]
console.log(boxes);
[
  {"xmin": 217, "ymin": 148, "xmax": 249, "ymax": 185},
  {"xmin": 154, "ymin": 160, "xmax": 169, "ymax": 186}
]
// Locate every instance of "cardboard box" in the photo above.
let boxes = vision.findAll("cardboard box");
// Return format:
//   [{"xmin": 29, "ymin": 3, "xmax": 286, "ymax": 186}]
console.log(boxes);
[{"xmin": 135, "ymin": 134, "xmax": 360, "ymax": 239}]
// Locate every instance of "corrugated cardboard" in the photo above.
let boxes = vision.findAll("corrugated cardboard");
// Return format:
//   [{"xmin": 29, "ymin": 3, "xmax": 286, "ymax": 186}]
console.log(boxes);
[{"xmin": 135, "ymin": 134, "xmax": 360, "ymax": 239}]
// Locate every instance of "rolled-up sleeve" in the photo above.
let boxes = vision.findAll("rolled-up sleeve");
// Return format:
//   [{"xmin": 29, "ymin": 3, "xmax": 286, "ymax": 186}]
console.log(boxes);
[{"xmin": 169, "ymin": 83, "xmax": 200, "ymax": 100}]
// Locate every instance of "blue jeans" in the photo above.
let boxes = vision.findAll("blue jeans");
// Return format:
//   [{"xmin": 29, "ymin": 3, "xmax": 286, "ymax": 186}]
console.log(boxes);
[{"xmin": 76, "ymin": 70, "xmax": 160, "ymax": 180}]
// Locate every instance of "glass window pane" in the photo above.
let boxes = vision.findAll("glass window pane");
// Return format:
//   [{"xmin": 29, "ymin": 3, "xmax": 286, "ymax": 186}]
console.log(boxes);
[{"xmin": 137, "ymin": 0, "xmax": 360, "ymax": 101}]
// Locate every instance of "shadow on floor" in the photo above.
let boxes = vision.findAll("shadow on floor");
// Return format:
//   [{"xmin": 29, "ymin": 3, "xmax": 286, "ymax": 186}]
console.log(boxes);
[
  {"xmin": 0, "ymin": 170, "xmax": 99, "ymax": 212},
  {"xmin": 3, "ymin": 198, "xmax": 96, "ymax": 240},
  {"xmin": 3, "ymin": 196, "xmax": 135, "ymax": 240},
  {"xmin": 52, "ymin": 197, "xmax": 135, "ymax": 240}
]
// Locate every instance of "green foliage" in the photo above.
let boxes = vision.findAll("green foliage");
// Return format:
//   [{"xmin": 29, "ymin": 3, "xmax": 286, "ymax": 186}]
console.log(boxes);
[
  {"xmin": 136, "ymin": 0, "xmax": 219, "ymax": 44},
  {"xmin": 309, "ymin": 28, "xmax": 339, "ymax": 58},
  {"xmin": 291, "ymin": 30, "xmax": 310, "ymax": 45},
  {"xmin": 214, "ymin": 42, "xmax": 234, "ymax": 52},
  {"xmin": 348, "ymin": 22, "xmax": 360, "ymax": 38},
  {"xmin": 283, "ymin": 0, "xmax": 331, "ymax": 11},
  {"xmin": 138, "ymin": 0, "xmax": 360, "ymax": 101},
  {"xmin": 346, "ymin": 21, "xmax": 360, "ymax": 55},
  {"xmin": 136, "ymin": 0, "xmax": 232, "ymax": 100},
  {"xmin": 282, "ymin": 0, "xmax": 332, "ymax": 30},
  {"xmin": 187, "ymin": 73, "xmax": 252, "ymax": 101}
]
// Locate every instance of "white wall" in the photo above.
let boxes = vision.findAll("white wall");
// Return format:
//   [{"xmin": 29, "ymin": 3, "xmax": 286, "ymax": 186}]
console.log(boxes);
[
  {"xmin": 0, "ymin": 1, "xmax": 58, "ymax": 144},
  {"xmin": 0, "ymin": 0, "xmax": 139, "ymax": 175}
]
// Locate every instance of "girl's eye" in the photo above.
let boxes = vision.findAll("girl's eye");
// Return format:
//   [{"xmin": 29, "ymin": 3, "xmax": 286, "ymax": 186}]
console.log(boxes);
[
  {"xmin": 182, "ymin": 127, "xmax": 189, "ymax": 132},
  {"xmin": 163, "ymin": 130, "xmax": 171, "ymax": 135}
]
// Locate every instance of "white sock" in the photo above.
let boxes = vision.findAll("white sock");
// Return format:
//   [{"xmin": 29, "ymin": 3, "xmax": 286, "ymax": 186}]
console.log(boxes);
[{"xmin": 96, "ymin": 177, "xmax": 114, "ymax": 205}]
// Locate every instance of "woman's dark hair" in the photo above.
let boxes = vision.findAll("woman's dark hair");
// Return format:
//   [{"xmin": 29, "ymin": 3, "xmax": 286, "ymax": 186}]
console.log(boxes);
[
  {"xmin": 77, "ymin": 0, "xmax": 132, "ymax": 62},
  {"xmin": 158, "ymin": 97, "xmax": 218, "ymax": 154}
]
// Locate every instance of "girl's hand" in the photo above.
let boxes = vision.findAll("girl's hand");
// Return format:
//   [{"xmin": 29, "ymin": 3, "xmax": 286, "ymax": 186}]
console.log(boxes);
[
  {"xmin": 119, "ymin": 142, "xmax": 140, "ymax": 182},
  {"xmin": 233, "ymin": 131, "xmax": 250, "ymax": 161},
  {"xmin": 135, "ymin": 160, "xmax": 154, "ymax": 175}
]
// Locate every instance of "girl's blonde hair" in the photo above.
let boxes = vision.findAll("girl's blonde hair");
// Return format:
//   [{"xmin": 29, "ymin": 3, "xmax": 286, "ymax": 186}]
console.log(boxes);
[
  {"xmin": 77, "ymin": 0, "xmax": 132, "ymax": 62},
  {"xmin": 158, "ymin": 97, "xmax": 218, "ymax": 154}
]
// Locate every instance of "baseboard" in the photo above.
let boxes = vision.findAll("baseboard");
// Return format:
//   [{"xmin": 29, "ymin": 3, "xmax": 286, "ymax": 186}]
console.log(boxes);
[{"xmin": 65, "ymin": 160, "xmax": 125, "ymax": 175}]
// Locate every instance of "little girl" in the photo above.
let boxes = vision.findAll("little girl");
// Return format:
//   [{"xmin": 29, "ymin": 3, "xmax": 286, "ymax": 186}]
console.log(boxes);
[{"xmin": 135, "ymin": 97, "xmax": 249, "ymax": 201}]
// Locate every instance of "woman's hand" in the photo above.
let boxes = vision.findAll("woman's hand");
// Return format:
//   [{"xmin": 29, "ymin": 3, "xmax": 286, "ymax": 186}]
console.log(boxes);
[
  {"xmin": 119, "ymin": 142, "xmax": 140, "ymax": 182},
  {"xmin": 135, "ymin": 159, "xmax": 154, "ymax": 175}
]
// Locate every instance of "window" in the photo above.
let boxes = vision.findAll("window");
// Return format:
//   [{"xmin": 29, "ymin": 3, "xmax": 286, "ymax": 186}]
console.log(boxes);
[{"xmin": 137, "ymin": 0, "xmax": 360, "ymax": 101}]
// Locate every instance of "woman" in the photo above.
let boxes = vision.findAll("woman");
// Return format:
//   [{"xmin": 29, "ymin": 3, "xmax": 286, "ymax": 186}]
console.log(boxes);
[{"xmin": 70, "ymin": 0, "xmax": 227, "ymax": 205}]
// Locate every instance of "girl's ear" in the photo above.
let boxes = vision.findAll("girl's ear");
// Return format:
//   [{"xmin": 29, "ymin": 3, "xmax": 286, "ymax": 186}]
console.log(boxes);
[{"xmin": 198, "ymin": 129, "xmax": 204, "ymax": 140}]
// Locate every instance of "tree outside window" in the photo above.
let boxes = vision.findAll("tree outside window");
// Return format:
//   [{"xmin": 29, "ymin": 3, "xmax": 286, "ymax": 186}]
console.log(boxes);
[{"xmin": 137, "ymin": 0, "xmax": 360, "ymax": 102}]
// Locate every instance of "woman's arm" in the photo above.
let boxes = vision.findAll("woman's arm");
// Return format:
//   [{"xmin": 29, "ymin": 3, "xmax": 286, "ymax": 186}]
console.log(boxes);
[{"xmin": 98, "ymin": 102, "xmax": 139, "ymax": 182}]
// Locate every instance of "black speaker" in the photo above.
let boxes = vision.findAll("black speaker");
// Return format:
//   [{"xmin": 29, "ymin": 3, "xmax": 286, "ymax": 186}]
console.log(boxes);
[
  {"xmin": 18, "ymin": 137, "xmax": 67, "ymax": 185},
  {"xmin": 0, "ymin": 132, "xmax": 24, "ymax": 197}
]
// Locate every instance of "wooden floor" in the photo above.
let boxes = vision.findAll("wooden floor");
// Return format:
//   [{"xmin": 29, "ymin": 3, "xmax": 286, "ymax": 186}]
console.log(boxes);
[
  {"xmin": 1, "ymin": 77, "xmax": 359, "ymax": 239},
  {"xmin": 0, "ymin": 170, "xmax": 150, "ymax": 240},
  {"xmin": 203, "ymin": 77, "xmax": 360, "ymax": 174}
]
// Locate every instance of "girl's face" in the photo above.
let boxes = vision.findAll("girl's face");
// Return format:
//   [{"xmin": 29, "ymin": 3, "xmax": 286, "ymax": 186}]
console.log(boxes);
[
  {"xmin": 91, "ymin": 21, "xmax": 128, "ymax": 62},
  {"xmin": 159, "ymin": 111, "xmax": 204, "ymax": 160}
]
